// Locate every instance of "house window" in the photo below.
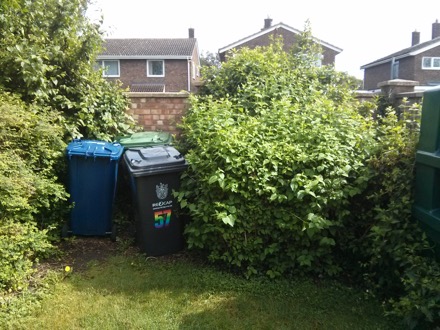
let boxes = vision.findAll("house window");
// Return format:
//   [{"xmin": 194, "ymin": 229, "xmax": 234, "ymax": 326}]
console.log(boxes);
[
  {"xmin": 315, "ymin": 54, "xmax": 323, "ymax": 67},
  {"xmin": 96, "ymin": 60, "xmax": 120, "ymax": 77},
  {"xmin": 147, "ymin": 60, "xmax": 164, "ymax": 77},
  {"xmin": 422, "ymin": 57, "xmax": 440, "ymax": 70},
  {"xmin": 298, "ymin": 53, "xmax": 322, "ymax": 67},
  {"xmin": 392, "ymin": 61, "xmax": 399, "ymax": 79}
]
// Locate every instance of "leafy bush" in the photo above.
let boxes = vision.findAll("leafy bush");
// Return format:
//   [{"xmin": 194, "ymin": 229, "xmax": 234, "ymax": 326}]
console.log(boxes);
[
  {"xmin": 0, "ymin": 92, "xmax": 69, "ymax": 227},
  {"xmin": 0, "ymin": 220, "xmax": 52, "ymax": 291},
  {"xmin": 0, "ymin": 0, "xmax": 135, "ymax": 301},
  {"xmin": 389, "ymin": 254, "xmax": 440, "ymax": 329},
  {"xmin": 0, "ymin": 0, "xmax": 136, "ymax": 141},
  {"xmin": 342, "ymin": 106, "xmax": 423, "ymax": 289},
  {"xmin": 342, "ymin": 104, "xmax": 440, "ymax": 328},
  {"xmin": 0, "ymin": 92, "xmax": 68, "ymax": 291},
  {"xmin": 178, "ymin": 29, "xmax": 440, "ymax": 326},
  {"xmin": 178, "ymin": 36, "xmax": 377, "ymax": 278}
]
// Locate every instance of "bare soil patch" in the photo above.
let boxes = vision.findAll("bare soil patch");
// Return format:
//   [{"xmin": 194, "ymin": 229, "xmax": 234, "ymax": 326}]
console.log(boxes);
[{"xmin": 39, "ymin": 236, "xmax": 121, "ymax": 274}]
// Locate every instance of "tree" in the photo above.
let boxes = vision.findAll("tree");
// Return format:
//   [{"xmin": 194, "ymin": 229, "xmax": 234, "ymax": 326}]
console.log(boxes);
[
  {"xmin": 0, "ymin": 0, "xmax": 135, "ymax": 141},
  {"xmin": 200, "ymin": 51, "xmax": 221, "ymax": 68}
]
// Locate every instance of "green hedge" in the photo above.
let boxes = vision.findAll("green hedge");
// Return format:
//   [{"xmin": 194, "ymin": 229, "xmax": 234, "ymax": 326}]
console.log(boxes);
[
  {"xmin": 178, "ymin": 31, "xmax": 439, "ymax": 327},
  {"xmin": 178, "ymin": 36, "xmax": 376, "ymax": 277},
  {"xmin": 0, "ymin": 92, "xmax": 68, "ymax": 291},
  {"xmin": 0, "ymin": 220, "xmax": 52, "ymax": 291}
]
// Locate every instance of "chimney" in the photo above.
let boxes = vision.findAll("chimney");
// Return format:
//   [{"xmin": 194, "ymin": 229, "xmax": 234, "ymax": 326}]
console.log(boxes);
[
  {"xmin": 263, "ymin": 18, "xmax": 272, "ymax": 29},
  {"xmin": 412, "ymin": 30, "xmax": 420, "ymax": 46},
  {"xmin": 432, "ymin": 19, "xmax": 440, "ymax": 39},
  {"xmin": 188, "ymin": 28, "xmax": 195, "ymax": 38}
]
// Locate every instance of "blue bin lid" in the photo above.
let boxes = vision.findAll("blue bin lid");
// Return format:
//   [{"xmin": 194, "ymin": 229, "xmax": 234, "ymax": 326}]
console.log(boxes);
[{"xmin": 66, "ymin": 139, "xmax": 124, "ymax": 160}]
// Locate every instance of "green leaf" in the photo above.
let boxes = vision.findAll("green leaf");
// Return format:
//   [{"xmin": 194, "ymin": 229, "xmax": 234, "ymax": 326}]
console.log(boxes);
[
  {"xmin": 221, "ymin": 215, "xmax": 235, "ymax": 227},
  {"xmin": 208, "ymin": 175, "xmax": 217, "ymax": 184}
]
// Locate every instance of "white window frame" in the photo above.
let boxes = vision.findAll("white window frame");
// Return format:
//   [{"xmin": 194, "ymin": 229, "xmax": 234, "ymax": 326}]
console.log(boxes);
[
  {"xmin": 422, "ymin": 56, "xmax": 440, "ymax": 70},
  {"xmin": 97, "ymin": 60, "xmax": 120, "ymax": 77},
  {"xmin": 147, "ymin": 60, "xmax": 165, "ymax": 77}
]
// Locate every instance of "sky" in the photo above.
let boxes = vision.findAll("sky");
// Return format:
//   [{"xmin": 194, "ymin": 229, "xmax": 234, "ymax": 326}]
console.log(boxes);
[{"xmin": 87, "ymin": 0, "xmax": 440, "ymax": 79}]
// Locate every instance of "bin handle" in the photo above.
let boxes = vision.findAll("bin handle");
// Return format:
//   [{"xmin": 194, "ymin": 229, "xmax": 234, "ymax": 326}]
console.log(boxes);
[{"xmin": 84, "ymin": 145, "xmax": 95, "ymax": 159}]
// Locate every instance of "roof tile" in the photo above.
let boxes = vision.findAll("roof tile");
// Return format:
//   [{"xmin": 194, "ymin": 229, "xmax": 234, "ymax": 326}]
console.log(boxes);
[
  {"xmin": 361, "ymin": 36, "xmax": 440, "ymax": 68},
  {"xmin": 101, "ymin": 39, "xmax": 197, "ymax": 57},
  {"xmin": 129, "ymin": 83, "xmax": 165, "ymax": 93}
]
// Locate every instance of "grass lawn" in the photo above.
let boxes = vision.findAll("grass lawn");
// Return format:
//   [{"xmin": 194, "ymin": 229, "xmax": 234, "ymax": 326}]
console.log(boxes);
[{"xmin": 6, "ymin": 237, "xmax": 400, "ymax": 330}]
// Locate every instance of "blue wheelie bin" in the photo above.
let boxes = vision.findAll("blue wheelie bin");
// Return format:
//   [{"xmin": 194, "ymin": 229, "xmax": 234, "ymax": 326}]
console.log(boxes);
[{"xmin": 66, "ymin": 139, "xmax": 124, "ymax": 237}]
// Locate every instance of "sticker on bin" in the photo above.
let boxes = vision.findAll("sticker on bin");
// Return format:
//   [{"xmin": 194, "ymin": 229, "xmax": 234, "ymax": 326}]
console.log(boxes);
[
  {"xmin": 154, "ymin": 209, "xmax": 172, "ymax": 228},
  {"xmin": 152, "ymin": 182, "xmax": 173, "ymax": 229},
  {"xmin": 156, "ymin": 183, "xmax": 168, "ymax": 199}
]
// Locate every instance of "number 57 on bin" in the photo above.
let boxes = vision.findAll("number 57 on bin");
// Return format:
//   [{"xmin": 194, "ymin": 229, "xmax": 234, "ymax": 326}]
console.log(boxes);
[{"xmin": 154, "ymin": 209, "xmax": 171, "ymax": 228}]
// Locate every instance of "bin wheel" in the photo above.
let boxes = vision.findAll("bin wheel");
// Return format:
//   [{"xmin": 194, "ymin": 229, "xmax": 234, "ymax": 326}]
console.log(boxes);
[
  {"xmin": 61, "ymin": 223, "xmax": 70, "ymax": 238},
  {"xmin": 110, "ymin": 224, "xmax": 117, "ymax": 242}
]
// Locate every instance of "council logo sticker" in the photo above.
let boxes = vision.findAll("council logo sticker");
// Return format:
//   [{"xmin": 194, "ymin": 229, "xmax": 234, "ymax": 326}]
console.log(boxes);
[{"xmin": 156, "ymin": 183, "xmax": 168, "ymax": 200}]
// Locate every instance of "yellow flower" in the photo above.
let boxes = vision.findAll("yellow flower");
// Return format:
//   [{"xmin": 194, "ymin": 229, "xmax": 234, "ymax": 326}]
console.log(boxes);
[{"xmin": 64, "ymin": 266, "xmax": 71, "ymax": 272}]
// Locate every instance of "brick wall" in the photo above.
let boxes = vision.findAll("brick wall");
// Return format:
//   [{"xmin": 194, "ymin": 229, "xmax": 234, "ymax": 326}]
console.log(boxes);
[
  {"xmin": 363, "ymin": 62, "xmax": 391, "ymax": 90},
  {"xmin": 126, "ymin": 92, "xmax": 190, "ymax": 136},
  {"xmin": 126, "ymin": 81, "xmax": 423, "ymax": 137},
  {"xmin": 106, "ymin": 59, "xmax": 191, "ymax": 92},
  {"xmin": 356, "ymin": 79, "xmax": 423, "ymax": 122},
  {"xmin": 164, "ymin": 60, "xmax": 189, "ymax": 92}
]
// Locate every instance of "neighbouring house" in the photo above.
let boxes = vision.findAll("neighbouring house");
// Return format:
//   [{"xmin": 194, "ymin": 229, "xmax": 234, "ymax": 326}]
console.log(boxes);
[
  {"xmin": 218, "ymin": 18, "xmax": 342, "ymax": 66},
  {"xmin": 361, "ymin": 20, "xmax": 440, "ymax": 91},
  {"xmin": 97, "ymin": 29, "xmax": 201, "ymax": 93}
]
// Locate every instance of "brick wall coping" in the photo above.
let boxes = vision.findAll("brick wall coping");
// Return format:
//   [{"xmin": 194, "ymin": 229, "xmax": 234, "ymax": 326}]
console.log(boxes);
[
  {"xmin": 125, "ymin": 92, "xmax": 189, "ymax": 98},
  {"xmin": 377, "ymin": 79, "xmax": 420, "ymax": 88},
  {"xmin": 397, "ymin": 91, "xmax": 425, "ymax": 98},
  {"xmin": 355, "ymin": 90, "xmax": 377, "ymax": 97}
]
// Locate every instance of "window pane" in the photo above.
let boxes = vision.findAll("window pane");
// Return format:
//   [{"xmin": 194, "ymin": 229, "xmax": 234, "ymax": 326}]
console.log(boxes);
[
  {"xmin": 314, "ymin": 53, "xmax": 322, "ymax": 67},
  {"xmin": 423, "ymin": 57, "xmax": 432, "ymax": 68},
  {"xmin": 392, "ymin": 61, "xmax": 399, "ymax": 79},
  {"xmin": 104, "ymin": 61, "xmax": 119, "ymax": 76},
  {"xmin": 433, "ymin": 58, "xmax": 440, "ymax": 68},
  {"xmin": 149, "ymin": 61, "xmax": 164, "ymax": 76}
]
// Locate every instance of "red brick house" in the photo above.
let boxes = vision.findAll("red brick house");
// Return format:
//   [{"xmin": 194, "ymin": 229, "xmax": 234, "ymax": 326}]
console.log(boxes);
[
  {"xmin": 218, "ymin": 18, "xmax": 342, "ymax": 65},
  {"xmin": 97, "ymin": 29, "xmax": 200, "ymax": 93},
  {"xmin": 361, "ymin": 20, "xmax": 440, "ymax": 90}
]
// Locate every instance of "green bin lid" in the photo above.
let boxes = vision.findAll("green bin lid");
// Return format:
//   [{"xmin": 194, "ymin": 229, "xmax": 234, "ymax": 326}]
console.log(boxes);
[{"xmin": 118, "ymin": 131, "xmax": 172, "ymax": 148}]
